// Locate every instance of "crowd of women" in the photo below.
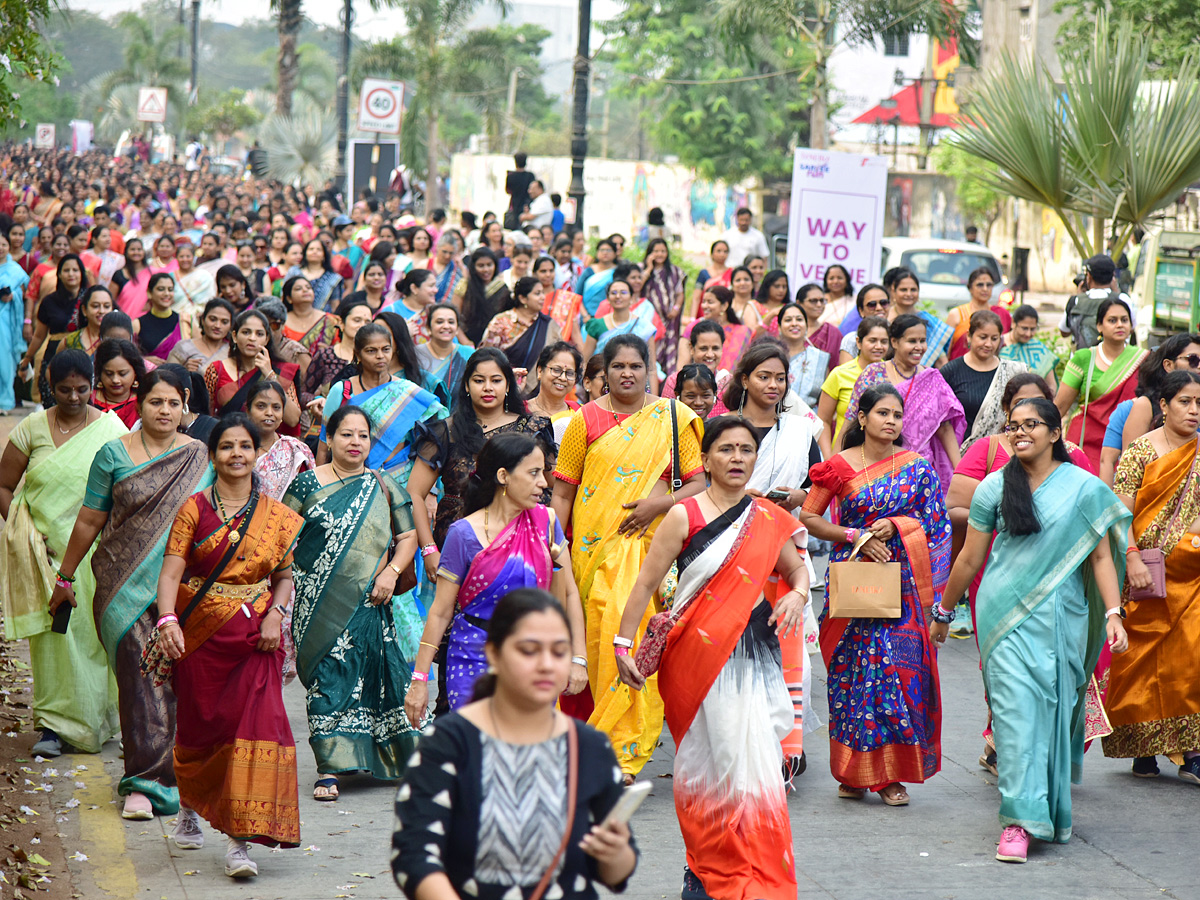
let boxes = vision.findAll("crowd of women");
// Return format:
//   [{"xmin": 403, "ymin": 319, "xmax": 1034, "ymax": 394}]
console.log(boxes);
[{"xmin": 1, "ymin": 148, "xmax": 1198, "ymax": 900}]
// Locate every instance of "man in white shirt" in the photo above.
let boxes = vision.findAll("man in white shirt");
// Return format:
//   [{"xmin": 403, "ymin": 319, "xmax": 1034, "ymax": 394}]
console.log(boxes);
[
  {"xmin": 720, "ymin": 207, "xmax": 769, "ymax": 267},
  {"xmin": 521, "ymin": 180, "xmax": 555, "ymax": 229}
]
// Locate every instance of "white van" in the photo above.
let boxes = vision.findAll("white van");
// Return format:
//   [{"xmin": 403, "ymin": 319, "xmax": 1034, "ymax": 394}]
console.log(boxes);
[{"xmin": 880, "ymin": 237, "xmax": 1009, "ymax": 316}]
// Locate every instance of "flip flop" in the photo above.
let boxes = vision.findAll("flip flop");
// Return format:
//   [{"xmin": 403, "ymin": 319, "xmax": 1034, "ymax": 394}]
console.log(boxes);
[
  {"xmin": 877, "ymin": 784, "xmax": 910, "ymax": 806},
  {"xmin": 313, "ymin": 776, "xmax": 339, "ymax": 801}
]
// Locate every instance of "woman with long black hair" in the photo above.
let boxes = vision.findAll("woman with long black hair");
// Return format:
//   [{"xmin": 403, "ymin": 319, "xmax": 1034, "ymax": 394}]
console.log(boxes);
[
  {"xmin": 203, "ymin": 309, "xmax": 302, "ymax": 428},
  {"xmin": 935, "ymin": 396, "xmax": 1129, "ymax": 863},
  {"xmin": 456, "ymin": 247, "xmax": 510, "ymax": 346}
]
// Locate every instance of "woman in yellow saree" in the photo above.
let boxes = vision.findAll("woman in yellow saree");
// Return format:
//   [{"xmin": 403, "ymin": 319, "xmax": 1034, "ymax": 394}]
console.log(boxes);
[
  {"xmin": 1106, "ymin": 370, "xmax": 1200, "ymax": 780},
  {"xmin": 551, "ymin": 334, "xmax": 705, "ymax": 778}
]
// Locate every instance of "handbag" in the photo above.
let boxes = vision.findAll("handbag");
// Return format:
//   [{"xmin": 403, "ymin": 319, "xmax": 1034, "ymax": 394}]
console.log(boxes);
[
  {"xmin": 139, "ymin": 493, "xmax": 260, "ymax": 685},
  {"xmin": 528, "ymin": 718, "xmax": 578, "ymax": 900},
  {"xmin": 827, "ymin": 531, "xmax": 902, "ymax": 618},
  {"xmin": 369, "ymin": 469, "xmax": 419, "ymax": 595},
  {"xmin": 1130, "ymin": 442, "xmax": 1200, "ymax": 601}
]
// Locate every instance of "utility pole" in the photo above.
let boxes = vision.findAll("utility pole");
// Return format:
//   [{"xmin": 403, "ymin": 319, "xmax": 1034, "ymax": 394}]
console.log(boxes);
[
  {"xmin": 568, "ymin": 0, "xmax": 591, "ymax": 231},
  {"xmin": 178, "ymin": 0, "xmax": 185, "ymax": 58},
  {"xmin": 335, "ymin": 0, "xmax": 353, "ymax": 195},
  {"xmin": 504, "ymin": 67, "xmax": 520, "ymax": 153},
  {"xmin": 917, "ymin": 39, "xmax": 936, "ymax": 170},
  {"xmin": 600, "ymin": 93, "xmax": 610, "ymax": 158},
  {"xmin": 807, "ymin": 0, "xmax": 830, "ymax": 150},
  {"xmin": 190, "ymin": 0, "xmax": 200, "ymax": 106}
]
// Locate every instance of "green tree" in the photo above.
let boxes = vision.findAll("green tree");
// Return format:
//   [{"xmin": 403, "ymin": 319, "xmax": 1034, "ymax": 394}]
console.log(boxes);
[
  {"xmin": 1055, "ymin": 0, "xmax": 1200, "ymax": 76},
  {"xmin": 713, "ymin": 0, "xmax": 978, "ymax": 150},
  {"xmin": 0, "ymin": 0, "xmax": 64, "ymax": 126},
  {"xmin": 603, "ymin": 0, "xmax": 812, "ymax": 181},
  {"xmin": 0, "ymin": 63, "xmax": 76, "ymax": 138},
  {"xmin": 930, "ymin": 141, "xmax": 1003, "ymax": 241},
  {"xmin": 188, "ymin": 88, "xmax": 261, "ymax": 150},
  {"xmin": 953, "ymin": 13, "xmax": 1200, "ymax": 258},
  {"xmin": 88, "ymin": 11, "xmax": 190, "ymax": 129}
]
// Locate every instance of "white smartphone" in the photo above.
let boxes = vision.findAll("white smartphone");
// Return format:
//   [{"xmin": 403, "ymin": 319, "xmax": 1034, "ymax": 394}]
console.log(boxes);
[{"xmin": 603, "ymin": 781, "xmax": 652, "ymax": 826}]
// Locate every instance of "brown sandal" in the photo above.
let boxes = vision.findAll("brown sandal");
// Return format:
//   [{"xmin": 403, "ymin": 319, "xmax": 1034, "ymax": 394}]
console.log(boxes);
[
  {"xmin": 877, "ymin": 783, "xmax": 909, "ymax": 806},
  {"xmin": 837, "ymin": 784, "xmax": 865, "ymax": 799}
]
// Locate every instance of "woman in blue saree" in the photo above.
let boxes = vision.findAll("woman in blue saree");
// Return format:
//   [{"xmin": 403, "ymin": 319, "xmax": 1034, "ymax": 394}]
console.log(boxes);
[
  {"xmin": 800, "ymin": 383, "xmax": 951, "ymax": 807},
  {"xmin": 285, "ymin": 404, "xmax": 421, "ymax": 801},
  {"xmin": 933, "ymin": 397, "xmax": 1129, "ymax": 864},
  {"xmin": 582, "ymin": 278, "xmax": 663, "ymax": 390}
]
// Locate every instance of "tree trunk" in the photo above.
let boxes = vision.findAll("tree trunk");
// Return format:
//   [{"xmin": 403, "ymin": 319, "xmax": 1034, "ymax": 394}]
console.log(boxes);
[
  {"xmin": 427, "ymin": 95, "xmax": 440, "ymax": 212},
  {"xmin": 276, "ymin": 0, "xmax": 302, "ymax": 117},
  {"xmin": 807, "ymin": 0, "xmax": 830, "ymax": 150}
]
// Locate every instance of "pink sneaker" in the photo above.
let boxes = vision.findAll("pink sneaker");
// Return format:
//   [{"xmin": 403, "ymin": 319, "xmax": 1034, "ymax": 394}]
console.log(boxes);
[{"xmin": 996, "ymin": 825, "xmax": 1029, "ymax": 863}]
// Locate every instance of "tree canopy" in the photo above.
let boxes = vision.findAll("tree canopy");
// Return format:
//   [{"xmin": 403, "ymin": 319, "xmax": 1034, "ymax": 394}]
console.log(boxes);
[{"xmin": 0, "ymin": 0, "xmax": 64, "ymax": 126}]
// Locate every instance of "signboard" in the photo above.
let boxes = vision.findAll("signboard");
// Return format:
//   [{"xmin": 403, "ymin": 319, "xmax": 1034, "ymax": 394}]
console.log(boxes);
[
  {"xmin": 137, "ymin": 87, "xmax": 168, "ymax": 123},
  {"xmin": 1152, "ymin": 259, "xmax": 1195, "ymax": 328},
  {"xmin": 348, "ymin": 140, "xmax": 400, "ymax": 200},
  {"xmin": 34, "ymin": 124, "xmax": 55, "ymax": 149},
  {"xmin": 785, "ymin": 148, "xmax": 888, "ymax": 291},
  {"xmin": 357, "ymin": 79, "xmax": 404, "ymax": 134}
]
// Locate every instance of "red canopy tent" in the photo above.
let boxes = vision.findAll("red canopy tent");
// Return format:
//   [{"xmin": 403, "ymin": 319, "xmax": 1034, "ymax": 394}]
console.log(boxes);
[{"xmin": 852, "ymin": 83, "xmax": 956, "ymax": 127}]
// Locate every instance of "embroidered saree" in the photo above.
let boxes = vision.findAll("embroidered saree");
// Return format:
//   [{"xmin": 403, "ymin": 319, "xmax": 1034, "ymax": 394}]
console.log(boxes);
[
  {"xmin": 168, "ymin": 493, "xmax": 304, "ymax": 846},
  {"xmin": 1105, "ymin": 438, "xmax": 1200, "ymax": 759},
  {"xmin": 0, "ymin": 412, "xmax": 126, "ymax": 752},
  {"xmin": 802, "ymin": 451, "xmax": 951, "ymax": 790},
  {"xmin": 660, "ymin": 499, "xmax": 802, "ymax": 900},
  {"xmin": 285, "ymin": 470, "xmax": 421, "ymax": 778},
  {"xmin": 971, "ymin": 464, "xmax": 1129, "ymax": 841},
  {"xmin": 87, "ymin": 439, "xmax": 212, "ymax": 812},
  {"xmin": 555, "ymin": 399, "xmax": 703, "ymax": 774},
  {"xmin": 1061, "ymin": 345, "xmax": 1147, "ymax": 471},
  {"xmin": 436, "ymin": 506, "xmax": 565, "ymax": 708},
  {"xmin": 842, "ymin": 362, "xmax": 966, "ymax": 498}
]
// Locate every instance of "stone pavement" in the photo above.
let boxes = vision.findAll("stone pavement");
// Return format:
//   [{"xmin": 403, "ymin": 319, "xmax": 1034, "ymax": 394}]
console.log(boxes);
[{"xmin": 35, "ymin": 597, "xmax": 1195, "ymax": 900}]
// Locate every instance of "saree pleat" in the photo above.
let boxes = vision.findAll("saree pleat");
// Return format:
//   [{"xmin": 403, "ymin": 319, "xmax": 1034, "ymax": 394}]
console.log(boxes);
[
  {"xmin": 566, "ymin": 399, "xmax": 703, "ymax": 775},
  {"xmin": 285, "ymin": 471, "xmax": 420, "ymax": 778},
  {"xmin": 170, "ymin": 494, "xmax": 304, "ymax": 846},
  {"xmin": 662, "ymin": 500, "xmax": 802, "ymax": 900},
  {"xmin": 971, "ymin": 464, "xmax": 1129, "ymax": 841},
  {"xmin": 1105, "ymin": 440, "xmax": 1200, "ymax": 758},
  {"xmin": 803, "ymin": 452, "xmax": 951, "ymax": 791},
  {"xmin": 90, "ymin": 441, "xmax": 211, "ymax": 812},
  {"xmin": 0, "ymin": 412, "xmax": 126, "ymax": 751}
]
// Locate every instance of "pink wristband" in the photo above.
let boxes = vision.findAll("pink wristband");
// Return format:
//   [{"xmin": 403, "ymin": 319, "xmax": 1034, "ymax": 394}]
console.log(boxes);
[
  {"xmin": 614, "ymin": 646, "xmax": 630, "ymax": 657},
  {"xmin": 410, "ymin": 670, "xmax": 430, "ymax": 682}
]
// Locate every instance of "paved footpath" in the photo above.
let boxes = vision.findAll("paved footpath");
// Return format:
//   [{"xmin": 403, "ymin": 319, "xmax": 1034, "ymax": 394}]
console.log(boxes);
[{"xmin": 36, "ymin": 601, "xmax": 1194, "ymax": 900}]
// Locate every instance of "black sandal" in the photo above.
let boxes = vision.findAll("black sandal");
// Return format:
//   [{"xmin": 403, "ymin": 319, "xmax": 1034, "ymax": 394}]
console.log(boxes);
[{"xmin": 313, "ymin": 776, "xmax": 339, "ymax": 801}]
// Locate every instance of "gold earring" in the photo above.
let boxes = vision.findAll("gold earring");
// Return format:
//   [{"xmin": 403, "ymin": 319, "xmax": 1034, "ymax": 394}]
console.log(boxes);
[{"xmin": 503, "ymin": 484, "xmax": 507, "ymax": 498}]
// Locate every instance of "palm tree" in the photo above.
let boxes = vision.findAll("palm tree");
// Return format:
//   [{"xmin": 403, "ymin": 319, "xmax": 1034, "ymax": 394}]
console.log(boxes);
[
  {"xmin": 713, "ymin": 0, "xmax": 975, "ymax": 150},
  {"xmin": 954, "ymin": 13, "xmax": 1200, "ymax": 258},
  {"xmin": 259, "ymin": 110, "xmax": 338, "ymax": 184},
  {"xmin": 100, "ymin": 11, "xmax": 190, "ymax": 129},
  {"xmin": 398, "ymin": 0, "xmax": 509, "ymax": 207},
  {"xmin": 273, "ymin": 0, "xmax": 304, "ymax": 116}
]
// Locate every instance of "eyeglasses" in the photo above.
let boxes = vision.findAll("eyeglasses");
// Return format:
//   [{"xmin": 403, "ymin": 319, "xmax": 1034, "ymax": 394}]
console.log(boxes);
[
  {"xmin": 1002, "ymin": 419, "xmax": 1048, "ymax": 435},
  {"xmin": 864, "ymin": 299, "xmax": 891, "ymax": 311},
  {"xmin": 544, "ymin": 365, "xmax": 577, "ymax": 380},
  {"xmin": 972, "ymin": 281, "xmax": 995, "ymax": 290},
  {"xmin": 1176, "ymin": 354, "xmax": 1200, "ymax": 370}
]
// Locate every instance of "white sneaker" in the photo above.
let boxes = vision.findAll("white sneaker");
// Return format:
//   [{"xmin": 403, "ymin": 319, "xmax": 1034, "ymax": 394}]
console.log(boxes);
[
  {"xmin": 224, "ymin": 840, "xmax": 258, "ymax": 878},
  {"xmin": 173, "ymin": 809, "xmax": 204, "ymax": 850}
]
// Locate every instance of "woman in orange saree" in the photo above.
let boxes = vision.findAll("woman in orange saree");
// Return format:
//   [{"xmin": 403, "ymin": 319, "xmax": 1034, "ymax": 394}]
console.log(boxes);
[
  {"xmin": 153, "ymin": 413, "xmax": 304, "ymax": 879},
  {"xmin": 615, "ymin": 416, "xmax": 809, "ymax": 900},
  {"xmin": 1106, "ymin": 370, "xmax": 1200, "ymax": 781}
]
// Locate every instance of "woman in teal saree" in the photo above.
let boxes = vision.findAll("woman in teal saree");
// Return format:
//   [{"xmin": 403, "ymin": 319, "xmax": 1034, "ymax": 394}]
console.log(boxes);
[
  {"xmin": 285, "ymin": 404, "xmax": 421, "ymax": 800},
  {"xmin": 934, "ymin": 397, "xmax": 1129, "ymax": 864}
]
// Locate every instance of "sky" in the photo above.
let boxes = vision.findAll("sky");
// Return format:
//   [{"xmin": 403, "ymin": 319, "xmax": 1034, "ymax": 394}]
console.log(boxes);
[{"xmin": 65, "ymin": 0, "xmax": 619, "ymax": 37}]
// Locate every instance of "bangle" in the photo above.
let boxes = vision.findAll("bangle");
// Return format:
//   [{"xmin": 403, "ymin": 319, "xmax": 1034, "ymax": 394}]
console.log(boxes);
[
  {"xmin": 266, "ymin": 606, "xmax": 286, "ymax": 619},
  {"xmin": 571, "ymin": 656, "xmax": 588, "ymax": 668},
  {"xmin": 23, "ymin": 318, "xmax": 31, "ymax": 324},
  {"xmin": 54, "ymin": 576, "xmax": 73, "ymax": 590},
  {"xmin": 612, "ymin": 635, "xmax": 634, "ymax": 649},
  {"xmin": 614, "ymin": 646, "xmax": 630, "ymax": 657},
  {"xmin": 388, "ymin": 561, "xmax": 402, "ymax": 576},
  {"xmin": 55, "ymin": 569, "xmax": 75, "ymax": 584},
  {"xmin": 1125, "ymin": 546, "xmax": 1141, "ymax": 556},
  {"xmin": 419, "ymin": 641, "xmax": 439, "ymax": 652},
  {"xmin": 156, "ymin": 613, "xmax": 179, "ymax": 629},
  {"xmin": 420, "ymin": 543, "xmax": 439, "ymax": 558},
  {"xmin": 410, "ymin": 670, "xmax": 430, "ymax": 682},
  {"xmin": 929, "ymin": 603, "xmax": 957, "ymax": 625}
]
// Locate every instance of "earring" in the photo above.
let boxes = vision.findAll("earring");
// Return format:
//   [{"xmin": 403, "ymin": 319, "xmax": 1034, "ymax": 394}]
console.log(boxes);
[
  {"xmin": 602, "ymin": 383, "xmax": 609, "ymax": 394},
  {"xmin": 503, "ymin": 484, "xmax": 507, "ymax": 498},
  {"xmin": 738, "ymin": 393, "xmax": 745, "ymax": 415}
]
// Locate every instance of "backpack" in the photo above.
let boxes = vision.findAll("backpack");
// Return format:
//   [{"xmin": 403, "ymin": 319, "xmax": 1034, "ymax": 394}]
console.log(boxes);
[{"xmin": 1065, "ymin": 289, "xmax": 1122, "ymax": 350}]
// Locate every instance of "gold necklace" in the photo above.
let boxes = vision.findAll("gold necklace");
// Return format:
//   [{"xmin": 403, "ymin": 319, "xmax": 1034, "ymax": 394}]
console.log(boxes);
[
  {"xmin": 139, "ymin": 429, "xmax": 177, "ymax": 460},
  {"xmin": 861, "ymin": 446, "xmax": 896, "ymax": 512},
  {"xmin": 606, "ymin": 392, "xmax": 648, "ymax": 426},
  {"xmin": 213, "ymin": 484, "xmax": 252, "ymax": 543},
  {"xmin": 54, "ymin": 407, "xmax": 87, "ymax": 435}
]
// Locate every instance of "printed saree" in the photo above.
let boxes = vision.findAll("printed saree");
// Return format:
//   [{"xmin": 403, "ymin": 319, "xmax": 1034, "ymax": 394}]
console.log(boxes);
[
  {"xmin": 168, "ymin": 493, "xmax": 304, "ymax": 846},
  {"xmin": 0, "ymin": 412, "xmax": 126, "ymax": 752},
  {"xmin": 283, "ymin": 313, "xmax": 339, "ymax": 351},
  {"xmin": 802, "ymin": 451, "xmax": 951, "ymax": 790},
  {"xmin": 1105, "ymin": 438, "xmax": 1200, "ymax": 759},
  {"xmin": 842, "ymin": 362, "xmax": 966, "ymax": 498},
  {"xmin": 960, "ymin": 358, "xmax": 1029, "ymax": 451},
  {"xmin": 918, "ymin": 310, "xmax": 954, "ymax": 366},
  {"xmin": 89, "ymin": 439, "xmax": 212, "ymax": 812},
  {"xmin": 643, "ymin": 265, "xmax": 685, "ymax": 377},
  {"xmin": 436, "ymin": 505, "xmax": 563, "ymax": 708},
  {"xmin": 285, "ymin": 470, "xmax": 421, "ymax": 778},
  {"xmin": 971, "ymin": 464, "xmax": 1128, "ymax": 841},
  {"xmin": 1000, "ymin": 338, "xmax": 1057, "ymax": 380},
  {"xmin": 559, "ymin": 399, "xmax": 703, "ymax": 774},
  {"xmin": 1061, "ymin": 345, "xmax": 1147, "ymax": 471},
  {"xmin": 542, "ymin": 287, "xmax": 582, "ymax": 342},
  {"xmin": 660, "ymin": 499, "xmax": 802, "ymax": 900}
]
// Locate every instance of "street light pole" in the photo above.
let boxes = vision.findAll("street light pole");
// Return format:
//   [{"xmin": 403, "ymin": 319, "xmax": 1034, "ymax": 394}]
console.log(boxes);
[
  {"xmin": 567, "ymin": 0, "xmax": 591, "ymax": 231},
  {"xmin": 190, "ymin": 0, "xmax": 200, "ymax": 106},
  {"xmin": 335, "ymin": 0, "xmax": 353, "ymax": 197}
]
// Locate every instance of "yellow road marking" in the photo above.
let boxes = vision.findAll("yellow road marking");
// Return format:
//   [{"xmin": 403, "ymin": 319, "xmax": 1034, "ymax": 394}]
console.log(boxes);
[{"xmin": 76, "ymin": 762, "xmax": 138, "ymax": 897}]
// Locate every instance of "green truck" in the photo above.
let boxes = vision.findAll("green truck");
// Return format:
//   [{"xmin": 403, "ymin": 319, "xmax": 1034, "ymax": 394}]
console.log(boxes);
[{"xmin": 1141, "ymin": 230, "xmax": 1200, "ymax": 340}]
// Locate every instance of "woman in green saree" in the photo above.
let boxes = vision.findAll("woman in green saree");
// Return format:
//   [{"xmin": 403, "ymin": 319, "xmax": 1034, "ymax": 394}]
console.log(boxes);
[
  {"xmin": 0, "ymin": 351, "xmax": 127, "ymax": 758},
  {"xmin": 50, "ymin": 368, "xmax": 213, "ymax": 820},
  {"xmin": 285, "ymin": 404, "xmax": 421, "ymax": 801},
  {"xmin": 934, "ymin": 397, "xmax": 1129, "ymax": 864}
]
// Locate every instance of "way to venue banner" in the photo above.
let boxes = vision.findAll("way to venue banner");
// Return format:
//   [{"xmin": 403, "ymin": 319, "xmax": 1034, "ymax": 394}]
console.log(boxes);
[{"xmin": 785, "ymin": 149, "xmax": 887, "ymax": 293}]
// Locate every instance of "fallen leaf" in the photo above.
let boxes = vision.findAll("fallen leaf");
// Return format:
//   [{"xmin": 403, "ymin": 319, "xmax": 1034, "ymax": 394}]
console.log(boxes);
[
  {"xmin": 350, "ymin": 873, "xmax": 374, "ymax": 878},
  {"xmin": 27, "ymin": 853, "xmax": 50, "ymax": 866}
]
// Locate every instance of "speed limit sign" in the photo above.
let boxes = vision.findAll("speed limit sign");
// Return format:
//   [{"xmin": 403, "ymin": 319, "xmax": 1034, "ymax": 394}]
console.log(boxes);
[{"xmin": 357, "ymin": 79, "xmax": 404, "ymax": 134}]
